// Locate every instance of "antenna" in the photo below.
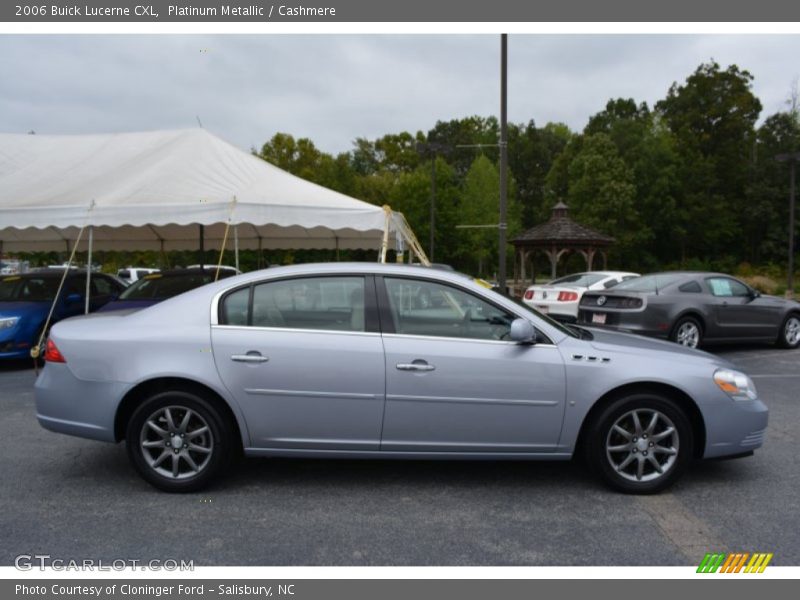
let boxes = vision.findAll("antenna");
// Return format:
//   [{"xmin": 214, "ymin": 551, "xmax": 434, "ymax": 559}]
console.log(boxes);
[{"xmin": 196, "ymin": 116, "xmax": 203, "ymax": 128}]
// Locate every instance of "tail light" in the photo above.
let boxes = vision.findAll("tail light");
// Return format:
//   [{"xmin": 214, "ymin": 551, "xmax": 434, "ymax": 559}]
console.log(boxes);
[
  {"xmin": 619, "ymin": 298, "xmax": 643, "ymax": 309},
  {"xmin": 524, "ymin": 290, "xmax": 534, "ymax": 300},
  {"xmin": 557, "ymin": 291, "xmax": 579, "ymax": 302},
  {"xmin": 44, "ymin": 338, "xmax": 66, "ymax": 363}
]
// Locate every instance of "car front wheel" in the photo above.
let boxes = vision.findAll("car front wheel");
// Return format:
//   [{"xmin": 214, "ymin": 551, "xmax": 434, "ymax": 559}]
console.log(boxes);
[
  {"xmin": 126, "ymin": 390, "xmax": 234, "ymax": 492},
  {"xmin": 777, "ymin": 313, "xmax": 800, "ymax": 349},
  {"xmin": 585, "ymin": 394, "xmax": 693, "ymax": 494}
]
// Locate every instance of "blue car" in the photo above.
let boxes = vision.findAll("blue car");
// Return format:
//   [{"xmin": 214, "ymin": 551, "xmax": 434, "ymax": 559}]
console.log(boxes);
[
  {"xmin": 0, "ymin": 270, "xmax": 125, "ymax": 359},
  {"xmin": 98, "ymin": 268, "xmax": 237, "ymax": 313}
]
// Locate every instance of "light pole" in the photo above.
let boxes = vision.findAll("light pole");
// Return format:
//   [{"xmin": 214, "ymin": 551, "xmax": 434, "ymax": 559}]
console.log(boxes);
[
  {"xmin": 416, "ymin": 141, "xmax": 451, "ymax": 263},
  {"xmin": 498, "ymin": 33, "xmax": 509, "ymax": 293},
  {"xmin": 776, "ymin": 152, "xmax": 800, "ymax": 298}
]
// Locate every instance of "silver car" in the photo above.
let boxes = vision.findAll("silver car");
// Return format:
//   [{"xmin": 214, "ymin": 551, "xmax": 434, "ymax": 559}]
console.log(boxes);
[{"xmin": 35, "ymin": 263, "xmax": 768, "ymax": 494}]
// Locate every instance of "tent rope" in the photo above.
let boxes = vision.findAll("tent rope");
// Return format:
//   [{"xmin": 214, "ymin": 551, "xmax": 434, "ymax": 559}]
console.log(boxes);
[
  {"xmin": 214, "ymin": 197, "xmax": 237, "ymax": 281},
  {"xmin": 31, "ymin": 200, "xmax": 95, "ymax": 366}
]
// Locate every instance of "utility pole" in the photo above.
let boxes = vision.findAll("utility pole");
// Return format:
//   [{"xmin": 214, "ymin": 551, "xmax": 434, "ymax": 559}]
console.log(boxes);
[
  {"xmin": 776, "ymin": 152, "xmax": 800, "ymax": 298},
  {"xmin": 416, "ymin": 141, "xmax": 451, "ymax": 263},
  {"xmin": 498, "ymin": 33, "xmax": 509, "ymax": 293}
]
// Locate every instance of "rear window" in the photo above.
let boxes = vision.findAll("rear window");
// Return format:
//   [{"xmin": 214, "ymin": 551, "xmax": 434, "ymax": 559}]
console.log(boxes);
[
  {"xmin": 549, "ymin": 273, "xmax": 605, "ymax": 287},
  {"xmin": 120, "ymin": 273, "xmax": 214, "ymax": 300},
  {"xmin": 613, "ymin": 274, "xmax": 685, "ymax": 294},
  {"xmin": 679, "ymin": 281, "xmax": 702, "ymax": 293}
]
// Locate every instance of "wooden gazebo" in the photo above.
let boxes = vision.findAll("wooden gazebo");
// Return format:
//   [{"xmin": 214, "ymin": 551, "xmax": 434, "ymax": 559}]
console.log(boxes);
[{"xmin": 512, "ymin": 201, "xmax": 615, "ymax": 285}]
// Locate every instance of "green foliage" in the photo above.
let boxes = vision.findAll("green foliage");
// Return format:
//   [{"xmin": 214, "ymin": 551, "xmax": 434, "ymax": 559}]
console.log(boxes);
[{"xmin": 16, "ymin": 61, "xmax": 796, "ymax": 280}]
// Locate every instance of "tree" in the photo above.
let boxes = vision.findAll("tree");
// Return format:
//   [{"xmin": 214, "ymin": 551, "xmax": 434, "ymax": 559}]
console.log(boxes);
[
  {"xmin": 565, "ymin": 134, "xmax": 646, "ymax": 267},
  {"xmin": 655, "ymin": 61, "xmax": 762, "ymax": 262},
  {"xmin": 458, "ymin": 155, "xmax": 521, "ymax": 276}
]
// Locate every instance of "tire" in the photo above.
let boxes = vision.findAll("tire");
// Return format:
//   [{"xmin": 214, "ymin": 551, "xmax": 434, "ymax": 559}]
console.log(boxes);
[
  {"xmin": 584, "ymin": 393, "xmax": 694, "ymax": 494},
  {"xmin": 670, "ymin": 316, "xmax": 702, "ymax": 349},
  {"xmin": 777, "ymin": 313, "xmax": 800, "ymax": 349},
  {"xmin": 126, "ymin": 389, "xmax": 235, "ymax": 493}
]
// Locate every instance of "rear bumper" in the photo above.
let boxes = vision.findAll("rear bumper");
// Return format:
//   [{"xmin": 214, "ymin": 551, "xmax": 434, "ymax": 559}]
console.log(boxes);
[
  {"xmin": 35, "ymin": 363, "xmax": 127, "ymax": 443},
  {"xmin": 577, "ymin": 310, "xmax": 667, "ymax": 338}
]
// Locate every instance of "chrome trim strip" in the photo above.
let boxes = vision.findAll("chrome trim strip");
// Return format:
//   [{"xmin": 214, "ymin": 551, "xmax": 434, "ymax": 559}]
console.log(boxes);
[
  {"xmin": 244, "ymin": 388, "xmax": 379, "ymax": 400},
  {"xmin": 212, "ymin": 324, "xmax": 380, "ymax": 337},
  {"xmin": 386, "ymin": 394, "xmax": 558, "ymax": 407},
  {"xmin": 381, "ymin": 332, "xmax": 557, "ymax": 348}
]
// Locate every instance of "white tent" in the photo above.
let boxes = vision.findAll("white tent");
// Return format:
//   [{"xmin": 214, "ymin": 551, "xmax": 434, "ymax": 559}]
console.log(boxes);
[{"xmin": 0, "ymin": 128, "xmax": 421, "ymax": 256}]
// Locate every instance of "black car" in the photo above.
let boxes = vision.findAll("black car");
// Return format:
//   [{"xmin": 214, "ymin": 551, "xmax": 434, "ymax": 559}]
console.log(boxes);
[
  {"xmin": 577, "ymin": 271, "xmax": 800, "ymax": 349},
  {"xmin": 97, "ymin": 267, "xmax": 237, "ymax": 313}
]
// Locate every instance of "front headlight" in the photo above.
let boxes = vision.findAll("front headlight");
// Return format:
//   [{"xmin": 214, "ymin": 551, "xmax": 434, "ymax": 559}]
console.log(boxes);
[
  {"xmin": 0, "ymin": 316, "xmax": 20, "ymax": 331},
  {"xmin": 714, "ymin": 368, "xmax": 758, "ymax": 401}
]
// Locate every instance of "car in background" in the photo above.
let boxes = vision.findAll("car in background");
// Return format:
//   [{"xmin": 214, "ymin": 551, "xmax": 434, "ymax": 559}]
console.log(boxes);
[
  {"xmin": 36, "ymin": 263, "xmax": 767, "ymax": 494},
  {"xmin": 522, "ymin": 271, "xmax": 639, "ymax": 322},
  {"xmin": 577, "ymin": 271, "xmax": 800, "ymax": 349},
  {"xmin": 0, "ymin": 270, "xmax": 125, "ymax": 359},
  {"xmin": 98, "ymin": 268, "xmax": 238, "ymax": 313},
  {"xmin": 116, "ymin": 267, "xmax": 160, "ymax": 285}
]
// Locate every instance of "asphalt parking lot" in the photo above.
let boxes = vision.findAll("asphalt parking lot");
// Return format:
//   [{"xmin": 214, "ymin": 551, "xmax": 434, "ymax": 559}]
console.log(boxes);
[{"xmin": 1, "ymin": 346, "xmax": 798, "ymax": 567}]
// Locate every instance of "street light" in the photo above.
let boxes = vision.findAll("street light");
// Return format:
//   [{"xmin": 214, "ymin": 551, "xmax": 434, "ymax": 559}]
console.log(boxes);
[
  {"xmin": 776, "ymin": 151, "xmax": 800, "ymax": 298},
  {"xmin": 416, "ymin": 141, "xmax": 451, "ymax": 262}
]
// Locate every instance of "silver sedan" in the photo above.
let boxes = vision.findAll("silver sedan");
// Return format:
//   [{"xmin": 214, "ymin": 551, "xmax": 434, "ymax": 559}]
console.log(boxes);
[{"xmin": 35, "ymin": 263, "xmax": 768, "ymax": 494}]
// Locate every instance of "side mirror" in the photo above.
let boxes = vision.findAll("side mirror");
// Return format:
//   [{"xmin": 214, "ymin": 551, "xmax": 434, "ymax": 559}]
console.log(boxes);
[
  {"xmin": 751, "ymin": 289, "xmax": 761, "ymax": 298},
  {"xmin": 509, "ymin": 318, "xmax": 537, "ymax": 344},
  {"xmin": 64, "ymin": 293, "xmax": 82, "ymax": 305}
]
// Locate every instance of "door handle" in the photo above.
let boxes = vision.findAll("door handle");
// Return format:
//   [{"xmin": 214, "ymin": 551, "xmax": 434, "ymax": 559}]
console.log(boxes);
[
  {"xmin": 396, "ymin": 361, "xmax": 435, "ymax": 372},
  {"xmin": 231, "ymin": 352, "xmax": 269, "ymax": 363}
]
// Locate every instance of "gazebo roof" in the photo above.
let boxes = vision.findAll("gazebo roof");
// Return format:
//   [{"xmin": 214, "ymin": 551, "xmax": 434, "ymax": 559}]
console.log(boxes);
[{"xmin": 513, "ymin": 201, "xmax": 615, "ymax": 247}]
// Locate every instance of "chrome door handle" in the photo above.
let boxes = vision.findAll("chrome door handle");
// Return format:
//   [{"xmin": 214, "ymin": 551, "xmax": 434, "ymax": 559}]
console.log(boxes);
[
  {"xmin": 231, "ymin": 353, "xmax": 269, "ymax": 363},
  {"xmin": 396, "ymin": 362, "xmax": 435, "ymax": 372}
]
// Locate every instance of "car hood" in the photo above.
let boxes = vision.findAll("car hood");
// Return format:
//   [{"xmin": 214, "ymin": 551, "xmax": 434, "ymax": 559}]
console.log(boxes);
[
  {"xmin": 580, "ymin": 326, "xmax": 734, "ymax": 368},
  {"xmin": 0, "ymin": 301, "xmax": 48, "ymax": 318}
]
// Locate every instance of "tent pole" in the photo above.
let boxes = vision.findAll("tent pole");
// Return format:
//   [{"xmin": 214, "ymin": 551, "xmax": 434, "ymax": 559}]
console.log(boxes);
[
  {"xmin": 84, "ymin": 226, "xmax": 93, "ymax": 314},
  {"xmin": 234, "ymin": 225, "xmax": 239, "ymax": 272},
  {"xmin": 199, "ymin": 224, "xmax": 205, "ymax": 271},
  {"xmin": 379, "ymin": 205, "xmax": 392, "ymax": 263},
  {"xmin": 257, "ymin": 235, "xmax": 263, "ymax": 269}
]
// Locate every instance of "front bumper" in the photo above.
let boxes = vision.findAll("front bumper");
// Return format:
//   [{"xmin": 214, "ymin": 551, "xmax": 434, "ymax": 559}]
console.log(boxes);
[
  {"xmin": 35, "ymin": 362, "xmax": 127, "ymax": 442},
  {"xmin": 702, "ymin": 397, "xmax": 769, "ymax": 459}
]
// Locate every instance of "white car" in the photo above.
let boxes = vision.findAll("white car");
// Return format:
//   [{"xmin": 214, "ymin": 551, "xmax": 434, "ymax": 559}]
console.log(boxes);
[
  {"xmin": 522, "ymin": 271, "xmax": 639, "ymax": 322},
  {"xmin": 117, "ymin": 267, "xmax": 160, "ymax": 285}
]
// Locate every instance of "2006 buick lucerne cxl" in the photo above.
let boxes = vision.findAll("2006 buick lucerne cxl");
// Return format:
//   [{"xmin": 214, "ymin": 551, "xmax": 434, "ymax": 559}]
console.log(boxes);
[{"xmin": 35, "ymin": 263, "xmax": 768, "ymax": 494}]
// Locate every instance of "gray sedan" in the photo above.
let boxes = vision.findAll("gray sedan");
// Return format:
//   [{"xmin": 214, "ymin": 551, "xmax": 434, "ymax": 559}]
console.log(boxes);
[
  {"xmin": 577, "ymin": 271, "xmax": 800, "ymax": 350},
  {"xmin": 35, "ymin": 263, "xmax": 768, "ymax": 494}
]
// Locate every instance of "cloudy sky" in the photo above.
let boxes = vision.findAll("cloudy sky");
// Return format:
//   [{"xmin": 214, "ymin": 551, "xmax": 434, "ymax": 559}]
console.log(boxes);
[{"xmin": 1, "ymin": 34, "xmax": 799, "ymax": 154}]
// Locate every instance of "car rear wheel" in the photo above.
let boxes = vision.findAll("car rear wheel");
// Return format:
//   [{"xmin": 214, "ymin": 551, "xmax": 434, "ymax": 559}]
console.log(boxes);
[
  {"xmin": 584, "ymin": 393, "xmax": 693, "ymax": 494},
  {"xmin": 670, "ymin": 316, "xmax": 702, "ymax": 349},
  {"xmin": 126, "ymin": 390, "xmax": 234, "ymax": 493},
  {"xmin": 777, "ymin": 313, "xmax": 800, "ymax": 349}
]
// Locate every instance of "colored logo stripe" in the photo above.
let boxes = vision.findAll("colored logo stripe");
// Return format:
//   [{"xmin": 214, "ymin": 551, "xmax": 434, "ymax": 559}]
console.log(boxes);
[{"xmin": 697, "ymin": 552, "xmax": 773, "ymax": 573}]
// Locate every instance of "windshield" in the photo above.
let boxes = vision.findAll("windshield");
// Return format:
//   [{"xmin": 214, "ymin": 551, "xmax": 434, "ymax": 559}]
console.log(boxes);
[
  {"xmin": 119, "ymin": 273, "xmax": 213, "ymax": 300},
  {"xmin": 612, "ymin": 273, "xmax": 685, "ymax": 294},
  {"xmin": 549, "ymin": 273, "xmax": 605, "ymax": 287},
  {"xmin": 0, "ymin": 276, "xmax": 60, "ymax": 302}
]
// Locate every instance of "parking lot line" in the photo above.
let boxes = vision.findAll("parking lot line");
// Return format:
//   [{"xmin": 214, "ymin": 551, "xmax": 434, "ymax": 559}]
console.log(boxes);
[{"xmin": 634, "ymin": 494, "xmax": 727, "ymax": 562}]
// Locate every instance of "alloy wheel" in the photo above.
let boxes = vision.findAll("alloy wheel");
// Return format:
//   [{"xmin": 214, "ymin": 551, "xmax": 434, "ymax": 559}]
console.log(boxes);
[
  {"xmin": 785, "ymin": 317, "xmax": 800, "ymax": 347},
  {"xmin": 675, "ymin": 322, "xmax": 700, "ymax": 348},
  {"xmin": 139, "ymin": 406, "xmax": 214, "ymax": 479},
  {"xmin": 605, "ymin": 408, "xmax": 679, "ymax": 483}
]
